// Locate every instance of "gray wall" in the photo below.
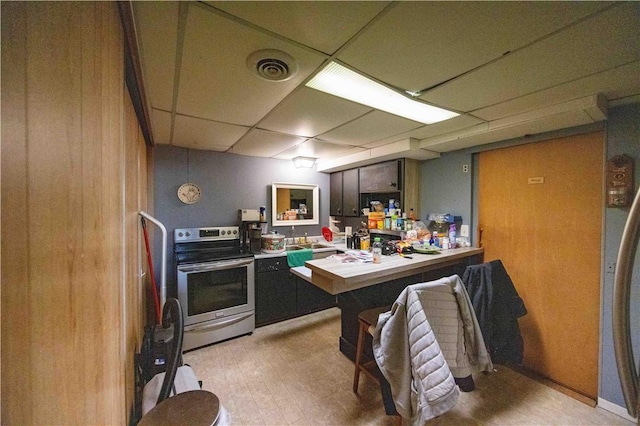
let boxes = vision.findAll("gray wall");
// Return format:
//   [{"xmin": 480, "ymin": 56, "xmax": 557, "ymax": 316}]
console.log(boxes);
[
  {"xmin": 420, "ymin": 152, "xmax": 474, "ymax": 241},
  {"xmin": 152, "ymin": 146, "xmax": 330, "ymax": 291},
  {"xmin": 600, "ymin": 102, "xmax": 640, "ymax": 411}
]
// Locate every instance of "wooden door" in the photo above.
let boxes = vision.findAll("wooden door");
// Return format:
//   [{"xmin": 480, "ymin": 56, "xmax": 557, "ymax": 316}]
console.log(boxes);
[{"xmin": 478, "ymin": 132, "xmax": 603, "ymax": 399}]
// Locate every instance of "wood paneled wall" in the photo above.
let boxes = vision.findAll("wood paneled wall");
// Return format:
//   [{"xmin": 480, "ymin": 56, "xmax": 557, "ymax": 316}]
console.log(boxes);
[{"xmin": 1, "ymin": 2, "xmax": 149, "ymax": 423}]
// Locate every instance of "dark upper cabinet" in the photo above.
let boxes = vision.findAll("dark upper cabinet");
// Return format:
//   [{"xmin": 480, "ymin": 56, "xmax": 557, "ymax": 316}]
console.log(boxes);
[
  {"xmin": 330, "ymin": 169, "xmax": 360, "ymax": 217},
  {"xmin": 359, "ymin": 160, "xmax": 401, "ymax": 193},
  {"xmin": 330, "ymin": 172, "xmax": 343, "ymax": 216},
  {"xmin": 342, "ymin": 168, "xmax": 359, "ymax": 217}
]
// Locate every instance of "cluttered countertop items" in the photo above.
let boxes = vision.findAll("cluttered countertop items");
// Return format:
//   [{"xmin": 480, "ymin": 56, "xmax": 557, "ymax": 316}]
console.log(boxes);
[{"xmin": 242, "ymin": 204, "xmax": 474, "ymax": 265}]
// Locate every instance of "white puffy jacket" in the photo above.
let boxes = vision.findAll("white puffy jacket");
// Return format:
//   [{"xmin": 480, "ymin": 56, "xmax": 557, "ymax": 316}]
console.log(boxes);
[
  {"xmin": 373, "ymin": 283, "xmax": 458, "ymax": 423},
  {"xmin": 372, "ymin": 275, "xmax": 492, "ymax": 424}
]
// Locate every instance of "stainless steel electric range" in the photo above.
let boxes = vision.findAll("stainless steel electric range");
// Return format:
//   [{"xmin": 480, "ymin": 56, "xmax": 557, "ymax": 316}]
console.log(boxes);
[{"xmin": 174, "ymin": 226, "xmax": 255, "ymax": 351}]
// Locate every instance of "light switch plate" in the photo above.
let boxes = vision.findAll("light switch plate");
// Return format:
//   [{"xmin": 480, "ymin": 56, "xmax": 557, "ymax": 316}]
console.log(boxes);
[{"xmin": 460, "ymin": 224, "xmax": 470, "ymax": 237}]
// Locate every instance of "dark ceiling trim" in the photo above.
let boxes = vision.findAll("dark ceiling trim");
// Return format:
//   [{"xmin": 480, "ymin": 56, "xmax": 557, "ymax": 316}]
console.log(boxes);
[{"xmin": 117, "ymin": 1, "xmax": 154, "ymax": 147}]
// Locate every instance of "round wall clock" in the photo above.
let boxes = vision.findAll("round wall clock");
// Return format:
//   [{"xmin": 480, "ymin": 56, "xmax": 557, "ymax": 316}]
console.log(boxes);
[{"xmin": 177, "ymin": 183, "xmax": 201, "ymax": 204}]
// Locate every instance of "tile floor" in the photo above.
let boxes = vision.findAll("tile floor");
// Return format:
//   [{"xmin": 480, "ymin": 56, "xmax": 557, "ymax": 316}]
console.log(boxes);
[{"xmin": 183, "ymin": 308, "xmax": 634, "ymax": 425}]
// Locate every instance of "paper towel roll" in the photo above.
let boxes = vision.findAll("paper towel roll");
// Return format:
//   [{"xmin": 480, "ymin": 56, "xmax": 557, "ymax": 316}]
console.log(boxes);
[{"xmin": 345, "ymin": 226, "xmax": 352, "ymax": 236}]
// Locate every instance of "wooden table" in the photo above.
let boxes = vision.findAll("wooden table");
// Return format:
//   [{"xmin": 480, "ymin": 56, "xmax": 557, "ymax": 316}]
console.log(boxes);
[{"xmin": 297, "ymin": 247, "xmax": 484, "ymax": 360}]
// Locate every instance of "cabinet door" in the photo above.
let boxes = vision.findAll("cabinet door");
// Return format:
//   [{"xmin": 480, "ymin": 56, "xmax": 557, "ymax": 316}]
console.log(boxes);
[
  {"xmin": 330, "ymin": 172, "xmax": 343, "ymax": 216},
  {"xmin": 296, "ymin": 276, "xmax": 336, "ymax": 315},
  {"xmin": 255, "ymin": 270, "xmax": 296, "ymax": 326},
  {"xmin": 359, "ymin": 160, "xmax": 401, "ymax": 193},
  {"xmin": 342, "ymin": 168, "xmax": 359, "ymax": 216}
]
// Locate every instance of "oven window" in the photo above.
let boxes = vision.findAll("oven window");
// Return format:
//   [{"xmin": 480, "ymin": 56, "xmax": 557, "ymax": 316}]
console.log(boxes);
[{"xmin": 186, "ymin": 267, "xmax": 248, "ymax": 316}]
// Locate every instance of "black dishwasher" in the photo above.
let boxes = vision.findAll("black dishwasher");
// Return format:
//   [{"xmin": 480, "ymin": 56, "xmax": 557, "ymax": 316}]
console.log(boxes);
[{"xmin": 255, "ymin": 257, "xmax": 297, "ymax": 326}]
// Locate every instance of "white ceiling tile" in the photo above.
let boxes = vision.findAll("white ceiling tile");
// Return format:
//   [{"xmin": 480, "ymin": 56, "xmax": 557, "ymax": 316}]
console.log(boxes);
[
  {"xmin": 337, "ymin": 1, "xmax": 610, "ymax": 93},
  {"xmin": 473, "ymin": 61, "xmax": 640, "ymax": 121},
  {"xmin": 258, "ymin": 87, "xmax": 372, "ymax": 137},
  {"xmin": 172, "ymin": 114, "xmax": 249, "ymax": 151},
  {"xmin": 273, "ymin": 138, "xmax": 363, "ymax": 161},
  {"xmin": 133, "ymin": 2, "xmax": 180, "ymax": 111},
  {"xmin": 206, "ymin": 1, "xmax": 391, "ymax": 55},
  {"xmin": 422, "ymin": 2, "xmax": 640, "ymax": 112},
  {"xmin": 133, "ymin": 0, "xmax": 639, "ymax": 166},
  {"xmin": 150, "ymin": 109, "xmax": 173, "ymax": 145},
  {"xmin": 371, "ymin": 114, "xmax": 486, "ymax": 146},
  {"xmin": 230, "ymin": 129, "xmax": 306, "ymax": 157},
  {"xmin": 412, "ymin": 115, "xmax": 486, "ymax": 140},
  {"xmin": 176, "ymin": 3, "xmax": 327, "ymax": 126},
  {"xmin": 422, "ymin": 110, "xmax": 598, "ymax": 152},
  {"xmin": 319, "ymin": 111, "xmax": 423, "ymax": 146}
]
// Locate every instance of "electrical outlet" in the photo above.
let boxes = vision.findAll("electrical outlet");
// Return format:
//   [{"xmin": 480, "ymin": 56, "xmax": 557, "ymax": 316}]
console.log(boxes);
[
  {"xmin": 460, "ymin": 225, "xmax": 470, "ymax": 237},
  {"xmin": 606, "ymin": 262, "xmax": 616, "ymax": 274},
  {"xmin": 462, "ymin": 164, "xmax": 469, "ymax": 173}
]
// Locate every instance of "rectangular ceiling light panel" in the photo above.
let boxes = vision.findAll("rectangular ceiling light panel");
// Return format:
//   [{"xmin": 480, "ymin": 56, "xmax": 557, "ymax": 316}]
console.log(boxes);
[{"xmin": 306, "ymin": 62, "xmax": 459, "ymax": 125}]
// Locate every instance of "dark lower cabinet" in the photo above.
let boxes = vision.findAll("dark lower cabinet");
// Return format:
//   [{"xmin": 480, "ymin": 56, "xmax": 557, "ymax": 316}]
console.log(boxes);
[
  {"xmin": 255, "ymin": 257, "xmax": 336, "ymax": 327},
  {"xmin": 255, "ymin": 257, "xmax": 296, "ymax": 326},
  {"xmin": 296, "ymin": 277, "xmax": 336, "ymax": 315}
]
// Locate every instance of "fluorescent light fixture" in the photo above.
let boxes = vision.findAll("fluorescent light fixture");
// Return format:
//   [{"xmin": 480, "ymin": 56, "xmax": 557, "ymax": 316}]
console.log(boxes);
[
  {"xmin": 306, "ymin": 61, "xmax": 459, "ymax": 125},
  {"xmin": 292, "ymin": 156, "xmax": 317, "ymax": 168}
]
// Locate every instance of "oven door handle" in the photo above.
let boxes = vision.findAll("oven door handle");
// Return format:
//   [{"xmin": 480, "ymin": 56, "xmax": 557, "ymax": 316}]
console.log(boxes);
[
  {"xmin": 178, "ymin": 258, "xmax": 254, "ymax": 273},
  {"xmin": 185, "ymin": 312, "xmax": 254, "ymax": 333}
]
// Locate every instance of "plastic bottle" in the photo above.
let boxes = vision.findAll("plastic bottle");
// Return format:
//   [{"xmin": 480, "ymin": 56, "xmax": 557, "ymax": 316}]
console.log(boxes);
[
  {"xmin": 372, "ymin": 238, "xmax": 382, "ymax": 264},
  {"xmin": 448, "ymin": 224, "xmax": 456, "ymax": 249},
  {"xmin": 433, "ymin": 231, "xmax": 439, "ymax": 248}
]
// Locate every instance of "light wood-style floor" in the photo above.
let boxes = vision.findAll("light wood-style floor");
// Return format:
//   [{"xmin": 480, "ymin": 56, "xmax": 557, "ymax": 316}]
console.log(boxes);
[{"xmin": 183, "ymin": 308, "xmax": 633, "ymax": 426}]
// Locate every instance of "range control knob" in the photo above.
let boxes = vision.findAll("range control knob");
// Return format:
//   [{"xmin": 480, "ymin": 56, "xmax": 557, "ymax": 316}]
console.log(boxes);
[
  {"xmin": 185, "ymin": 231, "xmax": 191, "ymax": 237},
  {"xmin": 221, "ymin": 230, "xmax": 226, "ymax": 235},
  {"xmin": 177, "ymin": 232, "xmax": 184, "ymax": 238}
]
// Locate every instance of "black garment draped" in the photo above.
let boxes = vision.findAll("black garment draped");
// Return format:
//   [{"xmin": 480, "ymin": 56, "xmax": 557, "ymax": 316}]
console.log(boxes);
[{"xmin": 462, "ymin": 260, "xmax": 527, "ymax": 365}]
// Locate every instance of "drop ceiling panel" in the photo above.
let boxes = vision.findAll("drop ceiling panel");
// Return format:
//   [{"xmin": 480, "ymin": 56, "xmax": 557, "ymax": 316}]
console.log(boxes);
[
  {"xmin": 421, "ymin": 110, "xmax": 597, "ymax": 152},
  {"xmin": 151, "ymin": 109, "xmax": 173, "ymax": 145},
  {"xmin": 206, "ymin": 1, "xmax": 391, "ymax": 55},
  {"xmin": 258, "ymin": 87, "xmax": 372, "ymax": 137},
  {"xmin": 354, "ymin": 114, "xmax": 484, "ymax": 150},
  {"xmin": 337, "ymin": 1, "xmax": 611, "ymax": 93},
  {"xmin": 473, "ymin": 61, "xmax": 640, "ymax": 121},
  {"xmin": 230, "ymin": 129, "xmax": 306, "ymax": 157},
  {"xmin": 423, "ymin": 2, "xmax": 640, "ymax": 112},
  {"xmin": 172, "ymin": 115, "xmax": 249, "ymax": 151},
  {"xmin": 273, "ymin": 138, "xmax": 364, "ymax": 161},
  {"xmin": 319, "ymin": 111, "xmax": 423, "ymax": 146},
  {"xmin": 176, "ymin": 3, "xmax": 327, "ymax": 126},
  {"xmin": 133, "ymin": 2, "xmax": 179, "ymax": 111}
]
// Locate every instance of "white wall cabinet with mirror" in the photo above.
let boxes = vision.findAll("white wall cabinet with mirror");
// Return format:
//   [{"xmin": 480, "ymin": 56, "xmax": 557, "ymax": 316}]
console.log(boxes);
[{"xmin": 272, "ymin": 182, "xmax": 319, "ymax": 226}]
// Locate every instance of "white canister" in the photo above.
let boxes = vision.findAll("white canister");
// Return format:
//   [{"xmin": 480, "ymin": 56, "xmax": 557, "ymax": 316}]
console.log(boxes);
[
  {"xmin": 261, "ymin": 233, "xmax": 286, "ymax": 253},
  {"xmin": 441, "ymin": 237, "xmax": 450, "ymax": 249}
]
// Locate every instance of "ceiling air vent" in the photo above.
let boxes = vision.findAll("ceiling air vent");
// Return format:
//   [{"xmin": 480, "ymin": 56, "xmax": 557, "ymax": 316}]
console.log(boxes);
[{"xmin": 247, "ymin": 49, "xmax": 298, "ymax": 82}]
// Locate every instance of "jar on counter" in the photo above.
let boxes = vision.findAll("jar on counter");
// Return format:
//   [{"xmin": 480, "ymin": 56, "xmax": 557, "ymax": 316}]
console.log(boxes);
[{"xmin": 360, "ymin": 236, "xmax": 370, "ymax": 251}]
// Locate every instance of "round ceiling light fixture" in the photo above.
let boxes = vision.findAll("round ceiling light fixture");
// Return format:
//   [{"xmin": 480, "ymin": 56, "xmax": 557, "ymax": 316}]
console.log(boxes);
[{"xmin": 246, "ymin": 49, "xmax": 298, "ymax": 82}]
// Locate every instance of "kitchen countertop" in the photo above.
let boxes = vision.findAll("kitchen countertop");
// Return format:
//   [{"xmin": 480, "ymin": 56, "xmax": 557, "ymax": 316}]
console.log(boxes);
[
  {"xmin": 253, "ymin": 239, "xmax": 343, "ymax": 259},
  {"xmin": 300, "ymin": 246, "xmax": 484, "ymax": 295}
]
